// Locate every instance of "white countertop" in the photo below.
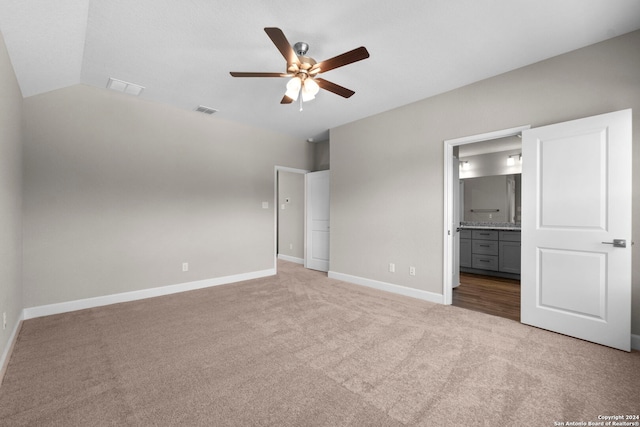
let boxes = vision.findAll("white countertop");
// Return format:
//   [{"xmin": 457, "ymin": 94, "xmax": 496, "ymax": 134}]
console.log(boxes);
[{"xmin": 459, "ymin": 226, "xmax": 521, "ymax": 231}]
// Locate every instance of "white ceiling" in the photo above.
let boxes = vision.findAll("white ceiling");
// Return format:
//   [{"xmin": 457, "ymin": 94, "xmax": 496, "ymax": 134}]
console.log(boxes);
[{"xmin": 2, "ymin": 1, "xmax": 640, "ymax": 142}]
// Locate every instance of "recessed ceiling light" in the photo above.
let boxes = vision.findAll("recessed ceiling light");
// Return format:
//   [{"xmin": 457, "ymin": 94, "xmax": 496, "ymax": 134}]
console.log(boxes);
[{"xmin": 107, "ymin": 78, "xmax": 145, "ymax": 96}]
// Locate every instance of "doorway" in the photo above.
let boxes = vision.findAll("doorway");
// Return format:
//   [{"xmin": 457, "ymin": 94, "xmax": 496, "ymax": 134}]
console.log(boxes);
[
  {"xmin": 443, "ymin": 110, "xmax": 632, "ymax": 351},
  {"xmin": 443, "ymin": 125, "xmax": 530, "ymax": 309},
  {"xmin": 274, "ymin": 166, "xmax": 309, "ymax": 270},
  {"xmin": 449, "ymin": 132, "xmax": 526, "ymax": 321},
  {"xmin": 274, "ymin": 166, "xmax": 330, "ymax": 273}
]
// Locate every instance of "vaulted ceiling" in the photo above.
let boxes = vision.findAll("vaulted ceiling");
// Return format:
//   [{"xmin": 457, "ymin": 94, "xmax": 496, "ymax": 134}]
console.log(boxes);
[{"xmin": 2, "ymin": 0, "xmax": 639, "ymax": 141}]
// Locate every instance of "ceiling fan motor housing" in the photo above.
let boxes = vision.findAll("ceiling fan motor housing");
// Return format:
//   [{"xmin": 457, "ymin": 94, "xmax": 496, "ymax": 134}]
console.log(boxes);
[{"xmin": 293, "ymin": 42, "xmax": 309, "ymax": 56}]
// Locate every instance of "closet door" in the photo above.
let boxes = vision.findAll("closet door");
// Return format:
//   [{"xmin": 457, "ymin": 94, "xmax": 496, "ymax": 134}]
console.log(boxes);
[{"xmin": 305, "ymin": 170, "xmax": 330, "ymax": 272}]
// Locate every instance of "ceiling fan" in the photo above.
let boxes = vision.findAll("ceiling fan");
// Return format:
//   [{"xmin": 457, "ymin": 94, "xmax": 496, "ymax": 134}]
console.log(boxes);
[{"xmin": 230, "ymin": 27, "xmax": 370, "ymax": 106}]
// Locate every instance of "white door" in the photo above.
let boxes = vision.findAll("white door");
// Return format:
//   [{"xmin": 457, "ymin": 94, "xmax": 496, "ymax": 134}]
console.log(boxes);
[
  {"xmin": 521, "ymin": 109, "xmax": 632, "ymax": 351},
  {"xmin": 305, "ymin": 170, "xmax": 330, "ymax": 272}
]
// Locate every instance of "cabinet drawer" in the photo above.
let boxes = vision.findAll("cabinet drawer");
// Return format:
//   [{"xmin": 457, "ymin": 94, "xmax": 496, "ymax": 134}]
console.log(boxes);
[
  {"xmin": 499, "ymin": 231, "xmax": 521, "ymax": 242},
  {"xmin": 472, "ymin": 239, "xmax": 498, "ymax": 255},
  {"xmin": 459, "ymin": 229, "xmax": 472, "ymax": 239},
  {"xmin": 472, "ymin": 254, "xmax": 498, "ymax": 271},
  {"xmin": 471, "ymin": 230, "xmax": 498, "ymax": 241}
]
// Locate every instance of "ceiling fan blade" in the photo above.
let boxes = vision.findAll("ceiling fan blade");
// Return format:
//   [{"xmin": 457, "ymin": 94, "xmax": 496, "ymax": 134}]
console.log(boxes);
[
  {"xmin": 264, "ymin": 27, "xmax": 300, "ymax": 66},
  {"xmin": 280, "ymin": 95, "xmax": 294, "ymax": 104},
  {"xmin": 315, "ymin": 78, "xmax": 355, "ymax": 98},
  {"xmin": 230, "ymin": 72, "xmax": 289, "ymax": 78},
  {"xmin": 312, "ymin": 46, "xmax": 369, "ymax": 74}
]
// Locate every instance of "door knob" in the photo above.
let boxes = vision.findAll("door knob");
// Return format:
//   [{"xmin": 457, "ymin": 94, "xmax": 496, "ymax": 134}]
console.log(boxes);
[{"xmin": 602, "ymin": 239, "xmax": 626, "ymax": 248}]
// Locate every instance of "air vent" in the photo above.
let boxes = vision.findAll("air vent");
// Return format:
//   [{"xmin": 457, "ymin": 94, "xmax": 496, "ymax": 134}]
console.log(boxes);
[
  {"xmin": 195, "ymin": 105, "xmax": 218, "ymax": 115},
  {"xmin": 107, "ymin": 78, "xmax": 145, "ymax": 96}
]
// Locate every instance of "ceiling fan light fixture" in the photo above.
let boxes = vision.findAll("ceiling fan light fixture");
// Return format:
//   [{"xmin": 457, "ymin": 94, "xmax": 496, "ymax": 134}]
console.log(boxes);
[
  {"xmin": 301, "ymin": 90, "xmax": 315, "ymax": 102},
  {"xmin": 285, "ymin": 77, "xmax": 301, "ymax": 101},
  {"xmin": 301, "ymin": 78, "xmax": 319, "ymax": 102},
  {"xmin": 304, "ymin": 78, "xmax": 320, "ymax": 96}
]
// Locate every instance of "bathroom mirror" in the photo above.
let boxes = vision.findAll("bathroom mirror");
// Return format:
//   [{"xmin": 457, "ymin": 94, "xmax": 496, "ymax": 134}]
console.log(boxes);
[{"xmin": 460, "ymin": 174, "xmax": 521, "ymax": 224}]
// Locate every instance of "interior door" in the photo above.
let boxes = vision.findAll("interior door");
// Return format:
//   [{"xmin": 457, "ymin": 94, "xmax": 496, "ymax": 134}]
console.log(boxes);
[
  {"xmin": 521, "ymin": 109, "xmax": 632, "ymax": 351},
  {"xmin": 305, "ymin": 170, "xmax": 330, "ymax": 272}
]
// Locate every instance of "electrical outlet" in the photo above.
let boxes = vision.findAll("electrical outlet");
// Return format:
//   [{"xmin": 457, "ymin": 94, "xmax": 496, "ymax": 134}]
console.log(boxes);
[
  {"xmin": 389, "ymin": 263, "xmax": 395, "ymax": 273},
  {"xmin": 2, "ymin": 312, "xmax": 6, "ymax": 330},
  {"xmin": 182, "ymin": 262, "xmax": 189, "ymax": 272},
  {"xmin": 289, "ymin": 243, "xmax": 293, "ymax": 250},
  {"xmin": 409, "ymin": 266, "xmax": 416, "ymax": 276}
]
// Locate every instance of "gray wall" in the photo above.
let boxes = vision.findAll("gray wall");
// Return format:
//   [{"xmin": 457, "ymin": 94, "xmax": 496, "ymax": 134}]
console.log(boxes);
[
  {"xmin": 0, "ymin": 31, "xmax": 23, "ymax": 365},
  {"xmin": 277, "ymin": 171, "xmax": 305, "ymax": 260},
  {"xmin": 313, "ymin": 141, "xmax": 330, "ymax": 171},
  {"xmin": 459, "ymin": 149, "xmax": 522, "ymax": 179},
  {"xmin": 330, "ymin": 30, "xmax": 640, "ymax": 334},
  {"xmin": 22, "ymin": 85, "xmax": 313, "ymax": 307}
]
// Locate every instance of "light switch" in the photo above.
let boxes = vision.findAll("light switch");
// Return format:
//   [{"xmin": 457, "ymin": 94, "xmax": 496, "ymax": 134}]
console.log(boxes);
[{"xmin": 262, "ymin": 202, "xmax": 269, "ymax": 209}]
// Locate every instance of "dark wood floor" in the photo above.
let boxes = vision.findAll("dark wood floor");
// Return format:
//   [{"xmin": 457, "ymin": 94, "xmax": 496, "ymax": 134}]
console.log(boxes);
[{"xmin": 452, "ymin": 273, "xmax": 521, "ymax": 322}]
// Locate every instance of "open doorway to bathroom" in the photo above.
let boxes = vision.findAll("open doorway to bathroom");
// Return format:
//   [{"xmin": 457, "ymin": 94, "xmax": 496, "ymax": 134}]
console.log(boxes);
[{"xmin": 444, "ymin": 128, "xmax": 527, "ymax": 322}]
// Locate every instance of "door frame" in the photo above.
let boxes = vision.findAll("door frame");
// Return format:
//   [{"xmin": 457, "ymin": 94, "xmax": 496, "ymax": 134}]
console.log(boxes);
[
  {"xmin": 442, "ymin": 125, "xmax": 530, "ymax": 305},
  {"xmin": 274, "ymin": 166, "xmax": 310, "ymax": 272}
]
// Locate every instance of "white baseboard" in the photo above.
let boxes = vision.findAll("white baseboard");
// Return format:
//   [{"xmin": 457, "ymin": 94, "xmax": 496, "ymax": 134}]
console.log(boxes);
[
  {"xmin": 23, "ymin": 268, "xmax": 276, "ymax": 320},
  {"xmin": 9, "ymin": 268, "xmax": 640, "ymax": 363},
  {"xmin": 328, "ymin": 271, "xmax": 444, "ymax": 305},
  {"xmin": 1, "ymin": 311, "xmax": 24, "ymax": 384},
  {"xmin": 632, "ymin": 334, "xmax": 640, "ymax": 351},
  {"xmin": 277, "ymin": 254, "xmax": 304, "ymax": 264}
]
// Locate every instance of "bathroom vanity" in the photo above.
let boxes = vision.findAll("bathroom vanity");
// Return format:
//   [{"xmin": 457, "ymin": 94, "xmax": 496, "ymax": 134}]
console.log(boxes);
[{"xmin": 459, "ymin": 224, "xmax": 520, "ymax": 279}]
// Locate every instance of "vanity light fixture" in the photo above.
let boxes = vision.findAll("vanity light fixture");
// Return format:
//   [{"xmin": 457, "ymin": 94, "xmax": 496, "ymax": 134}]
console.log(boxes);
[{"xmin": 507, "ymin": 154, "xmax": 522, "ymax": 166}]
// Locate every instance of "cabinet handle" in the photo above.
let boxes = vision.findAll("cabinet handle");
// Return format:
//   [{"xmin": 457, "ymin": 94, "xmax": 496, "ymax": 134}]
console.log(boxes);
[{"xmin": 479, "ymin": 244, "xmax": 490, "ymax": 247}]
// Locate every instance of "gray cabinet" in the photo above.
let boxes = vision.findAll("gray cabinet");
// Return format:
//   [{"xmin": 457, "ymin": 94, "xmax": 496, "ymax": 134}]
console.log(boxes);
[
  {"xmin": 460, "ymin": 228, "xmax": 521, "ymax": 278},
  {"xmin": 459, "ymin": 230, "xmax": 472, "ymax": 268},
  {"xmin": 498, "ymin": 231, "xmax": 521, "ymax": 274}
]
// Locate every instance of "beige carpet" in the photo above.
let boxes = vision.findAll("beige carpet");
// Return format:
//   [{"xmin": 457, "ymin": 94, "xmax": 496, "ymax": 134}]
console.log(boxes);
[{"xmin": 1, "ymin": 261, "xmax": 639, "ymax": 426}]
